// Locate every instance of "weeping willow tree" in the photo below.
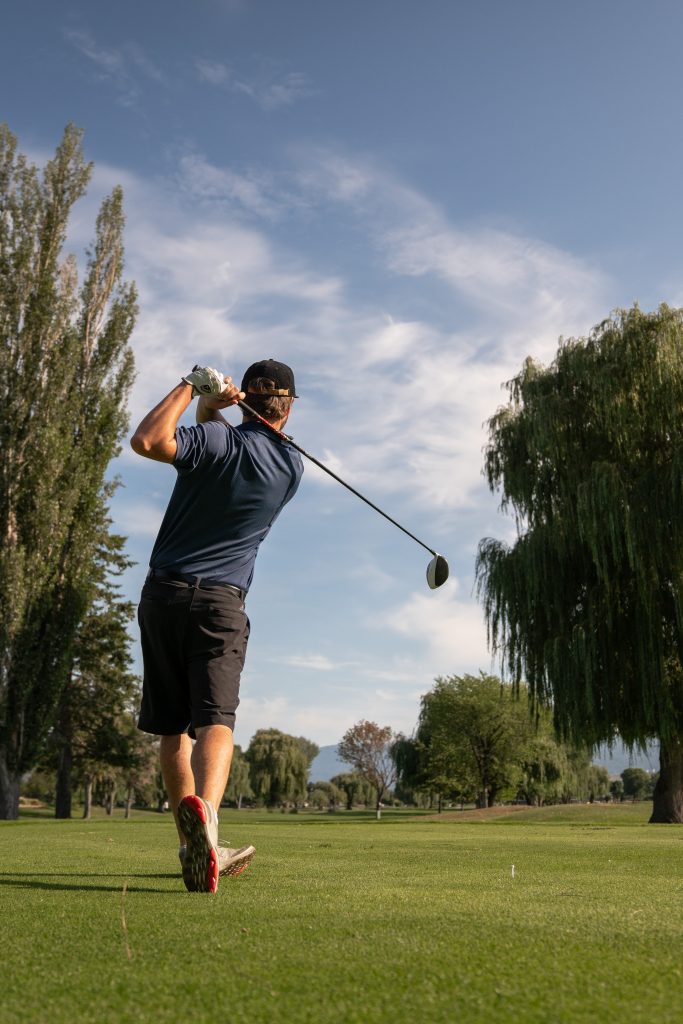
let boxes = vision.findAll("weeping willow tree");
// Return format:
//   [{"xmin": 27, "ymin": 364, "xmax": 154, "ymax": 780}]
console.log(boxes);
[
  {"xmin": 245, "ymin": 729, "xmax": 317, "ymax": 807},
  {"xmin": 476, "ymin": 304, "xmax": 683, "ymax": 823}
]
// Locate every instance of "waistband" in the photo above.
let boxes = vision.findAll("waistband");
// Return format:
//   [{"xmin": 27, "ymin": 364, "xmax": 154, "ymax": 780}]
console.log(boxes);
[{"xmin": 146, "ymin": 568, "xmax": 246, "ymax": 602}]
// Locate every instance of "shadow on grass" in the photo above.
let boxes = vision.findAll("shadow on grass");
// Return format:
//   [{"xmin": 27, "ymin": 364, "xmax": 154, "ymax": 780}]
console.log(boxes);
[{"xmin": 0, "ymin": 871, "xmax": 176, "ymax": 894}]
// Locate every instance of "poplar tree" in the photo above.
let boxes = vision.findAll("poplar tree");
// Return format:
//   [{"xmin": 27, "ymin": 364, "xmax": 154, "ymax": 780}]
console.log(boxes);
[
  {"xmin": 50, "ymin": 514, "xmax": 139, "ymax": 819},
  {"xmin": 476, "ymin": 305, "xmax": 683, "ymax": 823},
  {"xmin": 0, "ymin": 124, "xmax": 136, "ymax": 817}
]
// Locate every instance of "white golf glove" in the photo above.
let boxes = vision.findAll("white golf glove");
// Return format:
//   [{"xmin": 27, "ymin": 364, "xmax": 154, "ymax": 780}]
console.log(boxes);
[{"xmin": 181, "ymin": 365, "xmax": 225, "ymax": 399}]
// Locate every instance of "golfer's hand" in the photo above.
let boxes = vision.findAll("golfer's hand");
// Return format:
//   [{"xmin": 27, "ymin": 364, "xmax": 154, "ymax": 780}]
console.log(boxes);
[{"xmin": 200, "ymin": 376, "xmax": 245, "ymax": 409}]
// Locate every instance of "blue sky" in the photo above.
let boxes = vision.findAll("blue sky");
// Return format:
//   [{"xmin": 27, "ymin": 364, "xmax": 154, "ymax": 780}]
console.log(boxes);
[{"xmin": 5, "ymin": 1, "xmax": 683, "ymax": 746}]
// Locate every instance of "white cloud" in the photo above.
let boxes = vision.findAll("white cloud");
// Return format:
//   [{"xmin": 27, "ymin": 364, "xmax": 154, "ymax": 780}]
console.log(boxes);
[
  {"xmin": 379, "ymin": 576, "xmax": 492, "ymax": 677},
  {"xmin": 176, "ymin": 152, "xmax": 279, "ymax": 219},
  {"xmin": 282, "ymin": 654, "xmax": 336, "ymax": 671},
  {"xmin": 194, "ymin": 57, "xmax": 315, "ymax": 110},
  {"xmin": 235, "ymin": 71, "xmax": 314, "ymax": 111},
  {"xmin": 64, "ymin": 29, "xmax": 166, "ymax": 107},
  {"xmin": 66, "ymin": 144, "xmax": 610, "ymax": 529},
  {"xmin": 195, "ymin": 58, "xmax": 231, "ymax": 85},
  {"xmin": 68, "ymin": 161, "xmax": 344, "ymax": 426},
  {"xmin": 277, "ymin": 148, "xmax": 611, "ymax": 514}
]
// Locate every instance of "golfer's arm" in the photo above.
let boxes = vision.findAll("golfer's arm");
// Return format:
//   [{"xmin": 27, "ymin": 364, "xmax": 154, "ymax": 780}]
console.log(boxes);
[
  {"xmin": 196, "ymin": 397, "xmax": 227, "ymax": 425},
  {"xmin": 130, "ymin": 383, "xmax": 193, "ymax": 463}
]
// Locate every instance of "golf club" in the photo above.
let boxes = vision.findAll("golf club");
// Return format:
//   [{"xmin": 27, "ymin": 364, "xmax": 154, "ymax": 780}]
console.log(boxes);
[{"xmin": 237, "ymin": 398, "xmax": 449, "ymax": 589}]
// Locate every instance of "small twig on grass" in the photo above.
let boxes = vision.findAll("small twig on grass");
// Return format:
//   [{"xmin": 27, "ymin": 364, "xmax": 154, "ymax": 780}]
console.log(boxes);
[{"xmin": 120, "ymin": 881, "xmax": 133, "ymax": 961}]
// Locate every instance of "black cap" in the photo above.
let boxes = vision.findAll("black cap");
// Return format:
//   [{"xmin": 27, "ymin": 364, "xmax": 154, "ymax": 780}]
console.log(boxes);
[{"xmin": 241, "ymin": 359, "xmax": 298, "ymax": 397}]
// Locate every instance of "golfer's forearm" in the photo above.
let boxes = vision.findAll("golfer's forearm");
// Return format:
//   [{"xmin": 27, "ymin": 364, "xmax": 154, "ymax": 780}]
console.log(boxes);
[
  {"xmin": 130, "ymin": 383, "xmax": 193, "ymax": 461},
  {"xmin": 196, "ymin": 398, "xmax": 227, "ymax": 425}
]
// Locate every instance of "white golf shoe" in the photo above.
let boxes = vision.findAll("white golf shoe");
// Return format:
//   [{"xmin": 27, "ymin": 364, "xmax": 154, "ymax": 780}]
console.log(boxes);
[
  {"xmin": 177, "ymin": 797, "xmax": 256, "ymax": 892},
  {"xmin": 177, "ymin": 795, "xmax": 220, "ymax": 893}
]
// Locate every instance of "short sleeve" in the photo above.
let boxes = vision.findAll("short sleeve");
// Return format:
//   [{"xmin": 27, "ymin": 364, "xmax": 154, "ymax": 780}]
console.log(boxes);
[{"xmin": 174, "ymin": 421, "xmax": 233, "ymax": 474}]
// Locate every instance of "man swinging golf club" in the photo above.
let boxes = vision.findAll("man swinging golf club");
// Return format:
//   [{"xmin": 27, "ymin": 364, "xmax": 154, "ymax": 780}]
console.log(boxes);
[{"xmin": 131, "ymin": 359, "xmax": 303, "ymax": 893}]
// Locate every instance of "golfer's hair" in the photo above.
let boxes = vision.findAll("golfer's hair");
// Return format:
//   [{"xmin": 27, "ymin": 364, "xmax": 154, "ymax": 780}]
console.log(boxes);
[{"xmin": 243, "ymin": 377, "xmax": 293, "ymax": 424}]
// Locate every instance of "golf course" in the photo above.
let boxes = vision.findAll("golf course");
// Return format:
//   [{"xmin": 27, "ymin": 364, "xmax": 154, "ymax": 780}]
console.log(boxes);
[
  {"xmin": 5, "ymin": 9, "xmax": 683, "ymax": 1024},
  {"xmin": 2, "ymin": 802, "xmax": 680, "ymax": 1024}
]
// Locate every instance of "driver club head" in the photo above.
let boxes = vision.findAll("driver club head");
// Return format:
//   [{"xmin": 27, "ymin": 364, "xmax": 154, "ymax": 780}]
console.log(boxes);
[{"xmin": 426, "ymin": 554, "xmax": 449, "ymax": 589}]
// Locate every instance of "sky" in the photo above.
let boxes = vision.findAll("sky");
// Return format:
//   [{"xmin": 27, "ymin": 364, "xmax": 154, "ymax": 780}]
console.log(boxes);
[{"xmin": 4, "ymin": 0, "xmax": 683, "ymax": 748}]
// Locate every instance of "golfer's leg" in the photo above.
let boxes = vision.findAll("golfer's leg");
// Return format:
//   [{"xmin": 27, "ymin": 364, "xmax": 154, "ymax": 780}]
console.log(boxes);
[
  {"xmin": 192, "ymin": 724, "xmax": 234, "ymax": 811},
  {"xmin": 159, "ymin": 733, "xmax": 195, "ymax": 843}
]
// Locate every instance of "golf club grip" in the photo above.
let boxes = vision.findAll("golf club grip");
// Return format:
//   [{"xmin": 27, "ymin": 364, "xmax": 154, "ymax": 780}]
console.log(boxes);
[{"xmin": 237, "ymin": 399, "xmax": 436, "ymax": 557}]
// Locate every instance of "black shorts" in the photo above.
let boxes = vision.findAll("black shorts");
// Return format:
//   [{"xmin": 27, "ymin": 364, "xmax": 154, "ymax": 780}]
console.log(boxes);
[{"xmin": 137, "ymin": 578, "xmax": 250, "ymax": 736}]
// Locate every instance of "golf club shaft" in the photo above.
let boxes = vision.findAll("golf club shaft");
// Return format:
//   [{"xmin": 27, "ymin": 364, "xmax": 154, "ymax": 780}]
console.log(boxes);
[{"xmin": 237, "ymin": 399, "xmax": 437, "ymax": 557}]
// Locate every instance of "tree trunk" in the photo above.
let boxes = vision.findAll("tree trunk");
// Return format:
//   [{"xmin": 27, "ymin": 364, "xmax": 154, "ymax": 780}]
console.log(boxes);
[
  {"xmin": 0, "ymin": 754, "xmax": 20, "ymax": 819},
  {"xmin": 237, "ymin": 794, "xmax": 243, "ymax": 810},
  {"xmin": 106, "ymin": 786, "xmax": 116, "ymax": 816},
  {"xmin": 124, "ymin": 785, "xmax": 133, "ymax": 819},
  {"xmin": 55, "ymin": 741, "xmax": 73, "ymax": 819},
  {"xmin": 82, "ymin": 775, "xmax": 93, "ymax": 819},
  {"xmin": 54, "ymin": 683, "xmax": 73, "ymax": 819},
  {"xmin": 650, "ymin": 736, "xmax": 683, "ymax": 823}
]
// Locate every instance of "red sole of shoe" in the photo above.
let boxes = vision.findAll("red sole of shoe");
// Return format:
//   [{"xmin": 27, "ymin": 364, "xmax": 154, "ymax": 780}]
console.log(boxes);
[
  {"xmin": 182, "ymin": 794, "xmax": 208, "ymax": 822},
  {"xmin": 207, "ymin": 848, "xmax": 219, "ymax": 893}
]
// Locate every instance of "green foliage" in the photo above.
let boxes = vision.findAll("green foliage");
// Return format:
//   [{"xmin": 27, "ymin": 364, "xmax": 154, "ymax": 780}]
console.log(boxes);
[
  {"xmin": 476, "ymin": 305, "xmax": 683, "ymax": 751},
  {"xmin": 516, "ymin": 729, "xmax": 568, "ymax": 806},
  {"xmin": 306, "ymin": 781, "xmax": 344, "ymax": 809},
  {"xmin": 246, "ymin": 728, "xmax": 315, "ymax": 807},
  {"xmin": 43, "ymin": 519, "xmax": 141, "ymax": 817},
  {"xmin": 330, "ymin": 771, "xmax": 375, "ymax": 810},
  {"xmin": 0, "ymin": 124, "xmax": 136, "ymax": 815},
  {"xmin": 294, "ymin": 736, "xmax": 320, "ymax": 767},
  {"xmin": 20, "ymin": 769, "xmax": 56, "ymax": 804},
  {"xmin": 412, "ymin": 674, "xmax": 533, "ymax": 808},
  {"xmin": 610, "ymin": 778, "xmax": 625, "ymax": 801},
  {"xmin": 621, "ymin": 766, "xmax": 656, "ymax": 801},
  {"xmin": 395, "ymin": 674, "xmax": 605, "ymax": 808},
  {"xmin": 224, "ymin": 745, "xmax": 254, "ymax": 808}
]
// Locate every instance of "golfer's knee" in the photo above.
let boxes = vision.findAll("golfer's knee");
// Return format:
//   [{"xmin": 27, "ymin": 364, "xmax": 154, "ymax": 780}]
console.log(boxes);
[{"xmin": 194, "ymin": 723, "xmax": 233, "ymax": 745}]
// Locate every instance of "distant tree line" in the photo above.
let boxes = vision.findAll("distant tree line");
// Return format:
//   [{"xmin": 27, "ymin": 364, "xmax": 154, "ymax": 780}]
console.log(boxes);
[{"xmin": 391, "ymin": 673, "xmax": 623, "ymax": 810}]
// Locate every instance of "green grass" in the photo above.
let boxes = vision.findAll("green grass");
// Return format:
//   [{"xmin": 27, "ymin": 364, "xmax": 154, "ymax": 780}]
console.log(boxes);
[{"xmin": 1, "ymin": 804, "xmax": 681, "ymax": 1024}]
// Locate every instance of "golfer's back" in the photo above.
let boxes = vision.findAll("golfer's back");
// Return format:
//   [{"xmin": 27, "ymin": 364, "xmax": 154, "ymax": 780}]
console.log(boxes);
[{"xmin": 149, "ymin": 419, "xmax": 303, "ymax": 592}]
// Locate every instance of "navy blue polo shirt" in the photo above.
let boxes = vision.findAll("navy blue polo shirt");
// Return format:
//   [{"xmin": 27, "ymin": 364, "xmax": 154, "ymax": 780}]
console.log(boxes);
[{"xmin": 149, "ymin": 419, "xmax": 303, "ymax": 592}]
